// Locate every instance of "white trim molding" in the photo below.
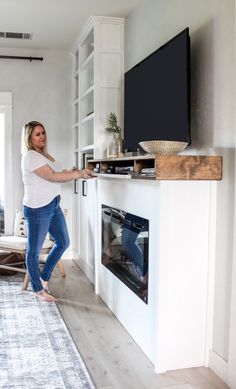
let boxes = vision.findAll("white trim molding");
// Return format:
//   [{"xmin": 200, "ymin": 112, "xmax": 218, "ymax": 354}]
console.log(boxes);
[
  {"xmin": 0, "ymin": 92, "xmax": 13, "ymax": 235},
  {"xmin": 228, "ymin": 219, "xmax": 236, "ymax": 388},
  {"xmin": 209, "ymin": 349, "xmax": 228, "ymax": 385},
  {"xmin": 205, "ymin": 182, "xmax": 217, "ymax": 366}
]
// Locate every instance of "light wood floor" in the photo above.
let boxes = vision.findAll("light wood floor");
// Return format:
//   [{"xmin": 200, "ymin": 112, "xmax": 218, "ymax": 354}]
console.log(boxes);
[{"xmin": 49, "ymin": 260, "xmax": 229, "ymax": 389}]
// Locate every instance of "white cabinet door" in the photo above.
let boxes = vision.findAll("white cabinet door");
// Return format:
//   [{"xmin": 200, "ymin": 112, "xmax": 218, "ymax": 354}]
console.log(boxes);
[
  {"xmin": 72, "ymin": 180, "xmax": 79, "ymax": 257},
  {"xmin": 78, "ymin": 179, "xmax": 96, "ymax": 284},
  {"xmin": 78, "ymin": 180, "xmax": 88, "ymax": 263},
  {"xmin": 87, "ymin": 180, "xmax": 96, "ymax": 270}
]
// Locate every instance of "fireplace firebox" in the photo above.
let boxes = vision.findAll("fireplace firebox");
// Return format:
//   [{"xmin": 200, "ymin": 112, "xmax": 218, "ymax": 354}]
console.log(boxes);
[{"xmin": 102, "ymin": 205, "xmax": 149, "ymax": 303}]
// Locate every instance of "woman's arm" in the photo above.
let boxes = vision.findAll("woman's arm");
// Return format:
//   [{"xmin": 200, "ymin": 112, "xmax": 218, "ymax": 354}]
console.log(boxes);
[{"xmin": 33, "ymin": 164, "xmax": 93, "ymax": 182}]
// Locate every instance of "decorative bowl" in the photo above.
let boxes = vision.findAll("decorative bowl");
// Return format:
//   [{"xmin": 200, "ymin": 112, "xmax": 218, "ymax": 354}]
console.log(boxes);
[{"xmin": 139, "ymin": 140, "xmax": 188, "ymax": 155}]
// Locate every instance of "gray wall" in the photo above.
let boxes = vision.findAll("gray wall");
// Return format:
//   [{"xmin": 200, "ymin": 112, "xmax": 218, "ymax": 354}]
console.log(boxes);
[
  {"xmin": 0, "ymin": 47, "xmax": 73, "ymax": 247},
  {"xmin": 125, "ymin": 0, "xmax": 235, "ymax": 366}
]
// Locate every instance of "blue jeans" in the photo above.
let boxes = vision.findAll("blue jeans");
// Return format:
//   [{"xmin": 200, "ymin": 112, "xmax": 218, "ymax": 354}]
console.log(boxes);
[{"xmin": 23, "ymin": 196, "xmax": 69, "ymax": 292}]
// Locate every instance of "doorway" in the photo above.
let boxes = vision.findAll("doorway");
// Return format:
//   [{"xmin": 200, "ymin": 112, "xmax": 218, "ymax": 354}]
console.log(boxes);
[{"xmin": 0, "ymin": 92, "xmax": 13, "ymax": 235}]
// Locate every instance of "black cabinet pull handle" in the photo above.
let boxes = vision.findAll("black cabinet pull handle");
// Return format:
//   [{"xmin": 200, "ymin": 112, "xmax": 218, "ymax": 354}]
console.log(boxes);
[
  {"xmin": 74, "ymin": 179, "xmax": 78, "ymax": 194},
  {"xmin": 82, "ymin": 180, "xmax": 87, "ymax": 196}
]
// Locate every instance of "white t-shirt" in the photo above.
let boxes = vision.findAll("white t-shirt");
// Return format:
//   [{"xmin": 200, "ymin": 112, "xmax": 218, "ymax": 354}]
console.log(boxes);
[{"xmin": 21, "ymin": 150, "xmax": 62, "ymax": 208}]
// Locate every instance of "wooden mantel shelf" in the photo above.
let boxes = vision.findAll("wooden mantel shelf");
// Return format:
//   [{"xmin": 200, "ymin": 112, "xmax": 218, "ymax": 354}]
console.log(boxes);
[
  {"xmin": 155, "ymin": 155, "xmax": 222, "ymax": 180},
  {"xmin": 89, "ymin": 155, "xmax": 222, "ymax": 181}
]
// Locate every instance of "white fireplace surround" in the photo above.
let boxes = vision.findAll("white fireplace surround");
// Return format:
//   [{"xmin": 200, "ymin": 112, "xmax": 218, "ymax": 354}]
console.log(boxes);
[{"xmin": 94, "ymin": 177, "xmax": 216, "ymax": 373}]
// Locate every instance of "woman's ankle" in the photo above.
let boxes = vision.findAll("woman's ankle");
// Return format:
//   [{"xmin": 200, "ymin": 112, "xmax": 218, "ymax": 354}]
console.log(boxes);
[{"xmin": 40, "ymin": 277, "xmax": 48, "ymax": 290}]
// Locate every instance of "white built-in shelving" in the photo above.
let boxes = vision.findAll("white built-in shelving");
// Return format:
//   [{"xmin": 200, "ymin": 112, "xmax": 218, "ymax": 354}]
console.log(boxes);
[
  {"xmin": 71, "ymin": 16, "xmax": 125, "ymax": 283},
  {"xmin": 72, "ymin": 15, "xmax": 124, "ymax": 169}
]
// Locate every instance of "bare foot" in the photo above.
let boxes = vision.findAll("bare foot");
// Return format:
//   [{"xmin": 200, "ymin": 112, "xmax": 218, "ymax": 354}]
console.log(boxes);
[
  {"xmin": 40, "ymin": 277, "xmax": 48, "ymax": 290},
  {"xmin": 35, "ymin": 290, "xmax": 57, "ymax": 302}
]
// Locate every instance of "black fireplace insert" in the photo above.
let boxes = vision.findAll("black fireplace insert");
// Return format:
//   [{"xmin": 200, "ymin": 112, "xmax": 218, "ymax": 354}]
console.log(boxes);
[{"xmin": 102, "ymin": 205, "xmax": 149, "ymax": 303}]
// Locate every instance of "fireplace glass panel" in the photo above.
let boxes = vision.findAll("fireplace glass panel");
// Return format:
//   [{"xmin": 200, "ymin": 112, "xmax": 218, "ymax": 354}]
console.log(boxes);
[{"xmin": 102, "ymin": 205, "xmax": 149, "ymax": 303}]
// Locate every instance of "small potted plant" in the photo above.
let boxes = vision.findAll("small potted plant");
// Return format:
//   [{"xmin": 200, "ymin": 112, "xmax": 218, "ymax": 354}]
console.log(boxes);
[
  {"xmin": 105, "ymin": 113, "xmax": 124, "ymax": 158},
  {"xmin": 105, "ymin": 112, "xmax": 121, "ymax": 134}
]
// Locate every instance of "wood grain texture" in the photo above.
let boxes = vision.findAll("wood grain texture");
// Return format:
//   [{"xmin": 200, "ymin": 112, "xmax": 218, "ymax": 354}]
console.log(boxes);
[{"xmin": 155, "ymin": 156, "xmax": 222, "ymax": 180}]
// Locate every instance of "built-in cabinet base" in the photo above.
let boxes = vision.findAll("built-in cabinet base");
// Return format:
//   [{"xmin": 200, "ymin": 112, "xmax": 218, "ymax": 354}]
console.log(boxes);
[{"xmin": 93, "ymin": 177, "xmax": 216, "ymax": 373}]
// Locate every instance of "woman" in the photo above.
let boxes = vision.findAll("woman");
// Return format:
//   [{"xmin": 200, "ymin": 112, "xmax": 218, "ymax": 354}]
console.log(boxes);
[{"xmin": 21, "ymin": 121, "xmax": 93, "ymax": 302}]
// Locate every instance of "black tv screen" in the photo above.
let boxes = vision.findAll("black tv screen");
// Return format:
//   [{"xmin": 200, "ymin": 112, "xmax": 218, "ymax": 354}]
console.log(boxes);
[{"xmin": 124, "ymin": 28, "xmax": 190, "ymax": 152}]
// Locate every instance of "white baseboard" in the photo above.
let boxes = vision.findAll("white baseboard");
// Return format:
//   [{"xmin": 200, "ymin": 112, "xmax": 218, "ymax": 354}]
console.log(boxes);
[
  {"xmin": 208, "ymin": 349, "xmax": 228, "ymax": 385},
  {"xmin": 73, "ymin": 257, "xmax": 95, "ymax": 285}
]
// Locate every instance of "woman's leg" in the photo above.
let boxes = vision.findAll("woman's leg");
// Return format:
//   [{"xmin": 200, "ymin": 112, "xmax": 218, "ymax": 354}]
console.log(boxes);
[
  {"xmin": 24, "ymin": 206, "xmax": 51, "ymax": 292},
  {"xmin": 41, "ymin": 206, "xmax": 69, "ymax": 283},
  {"xmin": 24, "ymin": 198, "xmax": 58, "ymax": 302}
]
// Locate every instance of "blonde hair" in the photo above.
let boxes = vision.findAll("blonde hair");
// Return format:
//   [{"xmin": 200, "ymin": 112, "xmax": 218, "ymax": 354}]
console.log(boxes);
[{"xmin": 21, "ymin": 121, "xmax": 47, "ymax": 154}]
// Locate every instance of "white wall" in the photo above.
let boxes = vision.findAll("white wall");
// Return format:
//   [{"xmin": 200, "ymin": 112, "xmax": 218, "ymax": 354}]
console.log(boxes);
[
  {"xmin": 124, "ymin": 0, "xmax": 235, "ymax": 382},
  {"xmin": 0, "ymin": 47, "xmax": 73, "ymax": 252}
]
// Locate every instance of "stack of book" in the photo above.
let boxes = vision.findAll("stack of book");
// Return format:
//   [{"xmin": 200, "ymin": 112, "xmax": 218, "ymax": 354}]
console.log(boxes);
[{"xmin": 140, "ymin": 168, "xmax": 156, "ymax": 177}]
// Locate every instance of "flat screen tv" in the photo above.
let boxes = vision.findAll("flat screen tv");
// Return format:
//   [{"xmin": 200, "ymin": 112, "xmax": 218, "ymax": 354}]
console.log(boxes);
[{"xmin": 124, "ymin": 28, "xmax": 190, "ymax": 152}]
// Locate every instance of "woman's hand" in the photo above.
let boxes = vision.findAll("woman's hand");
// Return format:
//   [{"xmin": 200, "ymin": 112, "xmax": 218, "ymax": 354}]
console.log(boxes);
[
  {"xmin": 64, "ymin": 167, "xmax": 94, "ymax": 179},
  {"xmin": 76, "ymin": 169, "xmax": 94, "ymax": 179}
]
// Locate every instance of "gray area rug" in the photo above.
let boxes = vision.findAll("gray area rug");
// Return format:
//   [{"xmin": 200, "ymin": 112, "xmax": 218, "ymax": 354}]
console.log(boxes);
[{"xmin": 0, "ymin": 278, "xmax": 95, "ymax": 389}]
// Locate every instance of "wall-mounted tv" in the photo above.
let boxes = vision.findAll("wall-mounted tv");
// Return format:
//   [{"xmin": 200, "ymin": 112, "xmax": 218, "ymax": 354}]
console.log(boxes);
[{"xmin": 124, "ymin": 28, "xmax": 191, "ymax": 152}]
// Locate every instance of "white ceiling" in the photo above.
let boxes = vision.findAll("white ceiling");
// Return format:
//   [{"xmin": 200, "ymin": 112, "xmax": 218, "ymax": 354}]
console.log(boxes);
[{"xmin": 0, "ymin": 0, "xmax": 141, "ymax": 51}]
